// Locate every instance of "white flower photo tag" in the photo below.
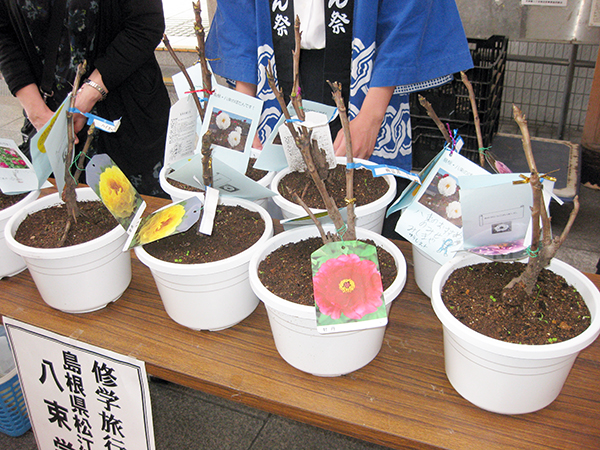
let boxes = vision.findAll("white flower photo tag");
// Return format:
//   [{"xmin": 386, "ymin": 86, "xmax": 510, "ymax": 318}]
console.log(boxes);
[
  {"xmin": 311, "ymin": 241, "xmax": 387, "ymax": 334},
  {"xmin": 278, "ymin": 111, "xmax": 336, "ymax": 172},
  {"xmin": 393, "ymin": 148, "xmax": 490, "ymax": 265}
]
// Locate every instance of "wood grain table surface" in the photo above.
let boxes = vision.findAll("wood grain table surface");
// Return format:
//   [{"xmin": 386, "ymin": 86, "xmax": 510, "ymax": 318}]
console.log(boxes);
[{"xmin": 0, "ymin": 189, "xmax": 598, "ymax": 449}]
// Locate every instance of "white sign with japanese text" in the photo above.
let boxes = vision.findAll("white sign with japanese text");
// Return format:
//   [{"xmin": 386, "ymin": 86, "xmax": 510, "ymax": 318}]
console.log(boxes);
[{"xmin": 3, "ymin": 318, "xmax": 155, "ymax": 450}]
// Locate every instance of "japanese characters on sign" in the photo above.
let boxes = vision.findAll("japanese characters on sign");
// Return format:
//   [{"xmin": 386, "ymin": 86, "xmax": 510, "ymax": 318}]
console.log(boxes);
[{"xmin": 4, "ymin": 318, "xmax": 155, "ymax": 450}]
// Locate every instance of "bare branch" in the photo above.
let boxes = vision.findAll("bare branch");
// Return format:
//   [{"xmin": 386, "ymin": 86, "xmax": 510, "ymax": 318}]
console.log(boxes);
[
  {"xmin": 327, "ymin": 80, "xmax": 356, "ymax": 241},
  {"xmin": 193, "ymin": 2, "xmax": 213, "ymax": 105},
  {"xmin": 162, "ymin": 33, "xmax": 205, "ymax": 120},
  {"xmin": 291, "ymin": 16, "xmax": 305, "ymax": 121},
  {"xmin": 460, "ymin": 72, "xmax": 485, "ymax": 167},
  {"xmin": 418, "ymin": 94, "xmax": 452, "ymax": 144}
]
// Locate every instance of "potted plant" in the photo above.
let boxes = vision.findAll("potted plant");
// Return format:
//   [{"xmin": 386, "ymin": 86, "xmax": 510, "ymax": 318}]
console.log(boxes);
[
  {"xmin": 4, "ymin": 64, "xmax": 132, "ymax": 313},
  {"xmin": 429, "ymin": 105, "xmax": 600, "ymax": 414},
  {"xmin": 134, "ymin": 195, "xmax": 274, "ymax": 331},
  {"xmin": 248, "ymin": 17, "xmax": 407, "ymax": 376},
  {"xmin": 132, "ymin": 4, "xmax": 275, "ymax": 331},
  {"xmin": 270, "ymin": 156, "xmax": 396, "ymax": 233}
]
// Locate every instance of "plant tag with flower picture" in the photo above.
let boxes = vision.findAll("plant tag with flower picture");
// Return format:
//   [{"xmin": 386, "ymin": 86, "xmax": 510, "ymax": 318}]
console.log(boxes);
[
  {"xmin": 0, "ymin": 138, "xmax": 38, "ymax": 194},
  {"xmin": 393, "ymin": 147, "xmax": 490, "ymax": 265},
  {"xmin": 86, "ymin": 154, "xmax": 146, "ymax": 236},
  {"xmin": 199, "ymin": 84, "xmax": 263, "ymax": 168},
  {"xmin": 311, "ymin": 241, "xmax": 387, "ymax": 334},
  {"xmin": 125, "ymin": 196, "xmax": 203, "ymax": 249}
]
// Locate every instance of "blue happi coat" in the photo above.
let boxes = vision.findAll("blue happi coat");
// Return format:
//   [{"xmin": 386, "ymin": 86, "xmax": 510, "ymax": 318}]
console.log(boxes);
[{"xmin": 205, "ymin": 0, "xmax": 473, "ymax": 170}]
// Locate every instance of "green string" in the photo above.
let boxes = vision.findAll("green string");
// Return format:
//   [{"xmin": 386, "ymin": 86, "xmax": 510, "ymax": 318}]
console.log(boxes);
[
  {"xmin": 526, "ymin": 246, "xmax": 540, "ymax": 258},
  {"xmin": 478, "ymin": 146, "xmax": 491, "ymax": 153},
  {"xmin": 70, "ymin": 151, "xmax": 92, "ymax": 176},
  {"xmin": 336, "ymin": 223, "xmax": 348, "ymax": 241}
]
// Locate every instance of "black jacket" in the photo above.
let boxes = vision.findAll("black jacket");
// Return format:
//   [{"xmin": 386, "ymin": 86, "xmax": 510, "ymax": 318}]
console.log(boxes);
[{"xmin": 0, "ymin": 0, "xmax": 170, "ymax": 192}]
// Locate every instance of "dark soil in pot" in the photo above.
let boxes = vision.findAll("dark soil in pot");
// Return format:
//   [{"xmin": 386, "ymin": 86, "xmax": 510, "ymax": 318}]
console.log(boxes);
[
  {"xmin": 0, "ymin": 192, "xmax": 28, "ymax": 210},
  {"xmin": 14, "ymin": 201, "xmax": 118, "ymax": 248},
  {"xmin": 257, "ymin": 237, "xmax": 398, "ymax": 306},
  {"xmin": 143, "ymin": 205, "xmax": 265, "ymax": 264},
  {"xmin": 442, "ymin": 261, "xmax": 592, "ymax": 345},
  {"xmin": 277, "ymin": 164, "xmax": 389, "ymax": 209}
]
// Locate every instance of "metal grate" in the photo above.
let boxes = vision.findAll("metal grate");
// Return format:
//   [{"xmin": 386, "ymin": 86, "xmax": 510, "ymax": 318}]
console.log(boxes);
[{"xmin": 499, "ymin": 40, "xmax": 597, "ymax": 140}]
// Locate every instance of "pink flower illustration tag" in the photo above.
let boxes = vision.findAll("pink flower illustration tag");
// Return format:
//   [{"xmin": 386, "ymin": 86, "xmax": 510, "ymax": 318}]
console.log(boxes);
[{"xmin": 311, "ymin": 241, "xmax": 387, "ymax": 334}]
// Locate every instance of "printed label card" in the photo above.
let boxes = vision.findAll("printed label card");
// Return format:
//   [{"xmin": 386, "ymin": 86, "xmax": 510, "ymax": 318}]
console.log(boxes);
[
  {"xmin": 393, "ymin": 148, "xmax": 490, "ymax": 265},
  {"xmin": 199, "ymin": 84, "xmax": 263, "ymax": 161},
  {"xmin": 278, "ymin": 111, "xmax": 337, "ymax": 172},
  {"xmin": 0, "ymin": 138, "xmax": 38, "ymax": 194},
  {"xmin": 312, "ymin": 241, "xmax": 387, "ymax": 334},
  {"xmin": 29, "ymin": 95, "xmax": 71, "ymax": 192},
  {"xmin": 164, "ymin": 94, "xmax": 201, "ymax": 168},
  {"xmin": 166, "ymin": 152, "xmax": 275, "ymax": 201},
  {"xmin": 459, "ymin": 173, "xmax": 534, "ymax": 260},
  {"xmin": 126, "ymin": 196, "xmax": 203, "ymax": 249},
  {"xmin": 460, "ymin": 174, "xmax": 556, "ymax": 260},
  {"xmin": 86, "ymin": 154, "xmax": 146, "ymax": 237},
  {"xmin": 255, "ymin": 100, "xmax": 337, "ymax": 172}
]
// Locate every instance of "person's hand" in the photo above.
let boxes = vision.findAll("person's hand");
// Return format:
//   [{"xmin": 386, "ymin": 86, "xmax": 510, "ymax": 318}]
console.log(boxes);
[
  {"xmin": 28, "ymin": 105, "xmax": 55, "ymax": 131},
  {"xmin": 15, "ymin": 84, "xmax": 54, "ymax": 131},
  {"xmin": 333, "ymin": 86, "xmax": 395, "ymax": 160},
  {"xmin": 73, "ymin": 86, "xmax": 97, "ymax": 134},
  {"xmin": 333, "ymin": 112, "xmax": 381, "ymax": 160}
]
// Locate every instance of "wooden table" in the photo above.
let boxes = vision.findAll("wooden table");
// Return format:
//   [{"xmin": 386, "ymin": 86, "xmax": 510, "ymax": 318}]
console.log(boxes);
[{"xmin": 1, "ymin": 192, "xmax": 599, "ymax": 449}]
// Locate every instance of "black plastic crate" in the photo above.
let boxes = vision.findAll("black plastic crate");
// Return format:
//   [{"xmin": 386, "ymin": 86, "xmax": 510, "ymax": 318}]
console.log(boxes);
[
  {"xmin": 412, "ymin": 108, "xmax": 500, "ymax": 170},
  {"xmin": 409, "ymin": 35, "xmax": 508, "ymax": 124}
]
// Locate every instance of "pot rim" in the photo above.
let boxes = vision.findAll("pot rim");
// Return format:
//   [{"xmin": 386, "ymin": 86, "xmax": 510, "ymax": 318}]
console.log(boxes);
[
  {"xmin": 270, "ymin": 157, "xmax": 397, "ymax": 216},
  {"xmin": 431, "ymin": 252, "xmax": 600, "ymax": 359},
  {"xmin": 4, "ymin": 187, "xmax": 126, "ymax": 258},
  {"xmin": 0, "ymin": 189, "xmax": 41, "ymax": 220},
  {"xmin": 134, "ymin": 196, "xmax": 274, "ymax": 274},
  {"xmin": 248, "ymin": 224, "xmax": 407, "ymax": 318}
]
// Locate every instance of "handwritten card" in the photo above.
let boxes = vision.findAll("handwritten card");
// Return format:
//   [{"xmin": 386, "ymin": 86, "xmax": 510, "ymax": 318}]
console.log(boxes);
[
  {"xmin": 393, "ymin": 148, "xmax": 489, "ymax": 265},
  {"xmin": 278, "ymin": 111, "xmax": 337, "ymax": 172}
]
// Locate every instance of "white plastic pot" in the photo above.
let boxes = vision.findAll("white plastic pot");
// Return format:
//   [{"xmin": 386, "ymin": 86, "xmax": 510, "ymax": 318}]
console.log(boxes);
[
  {"xmin": 431, "ymin": 252, "xmax": 600, "ymax": 414},
  {"xmin": 249, "ymin": 225, "xmax": 407, "ymax": 376},
  {"xmin": 4, "ymin": 188, "xmax": 131, "ymax": 313},
  {"xmin": 412, "ymin": 244, "xmax": 442, "ymax": 298},
  {"xmin": 0, "ymin": 190, "xmax": 40, "ymax": 278},
  {"xmin": 135, "ymin": 197, "xmax": 273, "ymax": 331},
  {"xmin": 270, "ymin": 157, "xmax": 396, "ymax": 234}
]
